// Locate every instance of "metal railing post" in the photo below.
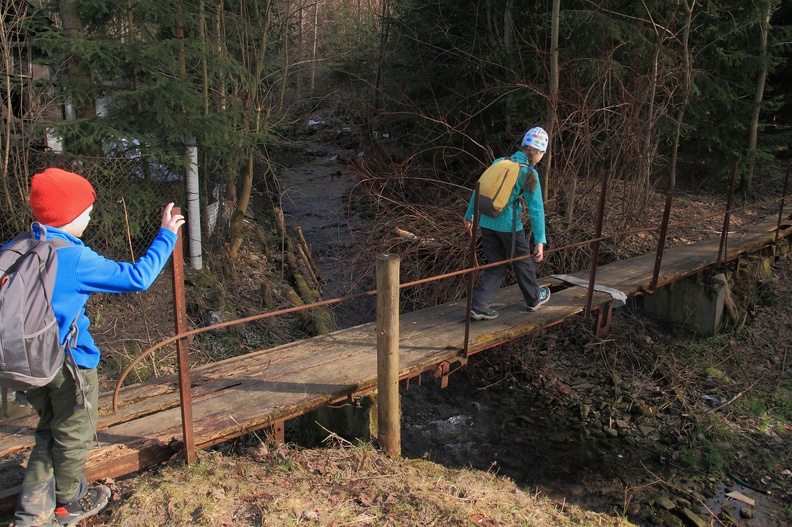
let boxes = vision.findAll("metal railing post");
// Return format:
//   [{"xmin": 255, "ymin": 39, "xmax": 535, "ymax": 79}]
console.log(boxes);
[
  {"xmin": 463, "ymin": 183, "xmax": 481, "ymax": 358},
  {"xmin": 586, "ymin": 170, "xmax": 608, "ymax": 316},
  {"xmin": 649, "ymin": 193, "xmax": 674, "ymax": 292},
  {"xmin": 171, "ymin": 207, "xmax": 196, "ymax": 463},
  {"xmin": 718, "ymin": 162, "xmax": 739, "ymax": 265}
]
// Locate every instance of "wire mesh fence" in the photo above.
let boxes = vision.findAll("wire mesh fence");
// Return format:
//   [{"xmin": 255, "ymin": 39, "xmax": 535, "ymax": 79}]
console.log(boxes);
[{"xmin": 1, "ymin": 151, "xmax": 184, "ymax": 260}]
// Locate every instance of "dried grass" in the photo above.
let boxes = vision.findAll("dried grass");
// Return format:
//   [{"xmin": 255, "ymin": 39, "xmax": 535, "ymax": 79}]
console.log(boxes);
[{"xmin": 108, "ymin": 442, "xmax": 637, "ymax": 527}]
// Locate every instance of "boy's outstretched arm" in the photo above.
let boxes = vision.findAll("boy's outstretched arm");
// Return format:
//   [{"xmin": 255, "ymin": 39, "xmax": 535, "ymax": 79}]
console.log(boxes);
[{"xmin": 161, "ymin": 202, "xmax": 186, "ymax": 234}]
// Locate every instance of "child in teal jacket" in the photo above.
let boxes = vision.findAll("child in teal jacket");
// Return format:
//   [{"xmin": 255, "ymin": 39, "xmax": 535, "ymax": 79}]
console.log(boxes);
[{"xmin": 464, "ymin": 127, "xmax": 551, "ymax": 319}]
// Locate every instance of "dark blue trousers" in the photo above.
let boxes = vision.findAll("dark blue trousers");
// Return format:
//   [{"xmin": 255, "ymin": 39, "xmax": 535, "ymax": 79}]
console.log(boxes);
[{"xmin": 471, "ymin": 228, "xmax": 540, "ymax": 311}]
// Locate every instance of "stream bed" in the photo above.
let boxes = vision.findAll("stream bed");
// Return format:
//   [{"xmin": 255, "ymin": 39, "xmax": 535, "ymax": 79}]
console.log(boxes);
[{"xmin": 277, "ymin": 142, "xmax": 791, "ymax": 527}]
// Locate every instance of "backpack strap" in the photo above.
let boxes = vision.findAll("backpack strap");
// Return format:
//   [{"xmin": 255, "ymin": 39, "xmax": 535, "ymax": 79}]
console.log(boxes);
[{"xmin": 509, "ymin": 164, "xmax": 532, "ymax": 259}]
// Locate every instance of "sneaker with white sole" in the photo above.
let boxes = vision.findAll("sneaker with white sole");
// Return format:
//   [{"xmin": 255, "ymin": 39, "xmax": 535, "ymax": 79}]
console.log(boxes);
[
  {"xmin": 55, "ymin": 485, "xmax": 110, "ymax": 526},
  {"xmin": 470, "ymin": 307, "xmax": 499, "ymax": 320},
  {"xmin": 527, "ymin": 287, "xmax": 551, "ymax": 312}
]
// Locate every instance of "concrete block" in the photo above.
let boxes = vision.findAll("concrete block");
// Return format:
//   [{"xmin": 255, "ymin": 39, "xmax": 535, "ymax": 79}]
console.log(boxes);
[{"xmin": 644, "ymin": 274, "xmax": 727, "ymax": 336}]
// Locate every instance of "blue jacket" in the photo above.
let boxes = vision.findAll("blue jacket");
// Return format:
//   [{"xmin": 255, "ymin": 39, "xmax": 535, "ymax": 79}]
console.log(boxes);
[
  {"xmin": 28, "ymin": 224, "xmax": 178, "ymax": 369},
  {"xmin": 465, "ymin": 150, "xmax": 547, "ymax": 245}
]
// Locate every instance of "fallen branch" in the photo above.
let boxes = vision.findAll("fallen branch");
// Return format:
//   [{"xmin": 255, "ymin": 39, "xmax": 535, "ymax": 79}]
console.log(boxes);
[{"xmin": 713, "ymin": 376, "xmax": 764, "ymax": 412}]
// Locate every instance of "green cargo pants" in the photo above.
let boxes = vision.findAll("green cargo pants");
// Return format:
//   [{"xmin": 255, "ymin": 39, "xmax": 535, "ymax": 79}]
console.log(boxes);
[{"xmin": 15, "ymin": 364, "xmax": 98, "ymax": 525}]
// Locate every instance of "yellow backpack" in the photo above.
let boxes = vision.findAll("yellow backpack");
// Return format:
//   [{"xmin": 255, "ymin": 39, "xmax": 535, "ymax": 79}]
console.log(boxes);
[{"xmin": 476, "ymin": 159, "xmax": 529, "ymax": 218}]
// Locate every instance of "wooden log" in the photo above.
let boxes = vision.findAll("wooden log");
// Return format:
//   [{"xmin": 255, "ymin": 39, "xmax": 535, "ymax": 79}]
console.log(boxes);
[{"xmin": 376, "ymin": 254, "xmax": 401, "ymax": 458}]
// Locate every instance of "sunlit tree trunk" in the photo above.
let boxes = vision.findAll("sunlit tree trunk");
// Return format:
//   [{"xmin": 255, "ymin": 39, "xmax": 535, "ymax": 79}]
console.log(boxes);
[{"xmin": 230, "ymin": 0, "xmax": 273, "ymax": 259}]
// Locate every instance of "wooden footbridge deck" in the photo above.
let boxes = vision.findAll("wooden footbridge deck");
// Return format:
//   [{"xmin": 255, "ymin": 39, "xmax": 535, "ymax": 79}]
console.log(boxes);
[{"xmin": 1, "ymin": 210, "xmax": 790, "ymax": 509}]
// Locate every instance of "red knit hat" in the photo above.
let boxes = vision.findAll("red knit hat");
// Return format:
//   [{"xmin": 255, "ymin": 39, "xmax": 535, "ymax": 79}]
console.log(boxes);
[{"xmin": 30, "ymin": 168, "xmax": 96, "ymax": 226}]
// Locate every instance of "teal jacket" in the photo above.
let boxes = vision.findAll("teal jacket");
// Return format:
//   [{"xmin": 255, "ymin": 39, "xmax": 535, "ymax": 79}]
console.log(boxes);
[{"xmin": 465, "ymin": 150, "xmax": 547, "ymax": 245}]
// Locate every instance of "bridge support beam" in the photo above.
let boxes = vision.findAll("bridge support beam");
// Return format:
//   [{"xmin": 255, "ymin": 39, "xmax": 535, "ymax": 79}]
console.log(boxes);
[
  {"xmin": 644, "ymin": 273, "xmax": 730, "ymax": 336},
  {"xmin": 296, "ymin": 394, "xmax": 379, "ymax": 445}
]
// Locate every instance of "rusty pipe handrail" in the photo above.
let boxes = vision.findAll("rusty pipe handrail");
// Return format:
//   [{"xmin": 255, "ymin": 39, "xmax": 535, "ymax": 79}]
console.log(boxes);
[{"xmin": 113, "ymin": 189, "xmax": 791, "ymax": 411}]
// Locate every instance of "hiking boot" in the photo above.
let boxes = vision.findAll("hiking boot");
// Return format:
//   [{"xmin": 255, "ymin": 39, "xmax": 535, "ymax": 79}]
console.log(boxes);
[
  {"xmin": 470, "ymin": 307, "xmax": 499, "ymax": 320},
  {"xmin": 527, "ymin": 287, "xmax": 551, "ymax": 312},
  {"xmin": 54, "ymin": 485, "xmax": 110, "ymax": 526}
]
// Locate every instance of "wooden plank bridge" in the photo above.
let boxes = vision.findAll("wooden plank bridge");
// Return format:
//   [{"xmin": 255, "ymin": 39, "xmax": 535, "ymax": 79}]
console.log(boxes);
[{"xmin": 1, "ymin": 210, "xmax": 791, "ymax": 509}]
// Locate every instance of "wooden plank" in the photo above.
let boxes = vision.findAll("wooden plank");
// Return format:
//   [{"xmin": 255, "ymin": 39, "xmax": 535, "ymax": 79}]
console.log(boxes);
[{"xmin": 0, "ymin": 214, "xmax": 789, "ymax": 509}]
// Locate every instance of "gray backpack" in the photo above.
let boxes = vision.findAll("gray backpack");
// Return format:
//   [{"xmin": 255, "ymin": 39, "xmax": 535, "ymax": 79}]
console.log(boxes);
[{"xmin": 0, "ymin": 225, "xmax": 74, "ymax": 391}]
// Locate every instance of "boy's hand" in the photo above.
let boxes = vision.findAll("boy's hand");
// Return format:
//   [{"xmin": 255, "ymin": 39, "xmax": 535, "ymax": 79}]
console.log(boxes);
[{"xmin": 161, "ymin": 203, "xmax": 186, "ymax": 234}]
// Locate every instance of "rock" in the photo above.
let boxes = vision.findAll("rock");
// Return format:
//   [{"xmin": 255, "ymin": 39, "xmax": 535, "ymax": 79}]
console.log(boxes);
[
  {"xmin": 718, "ymin": 509, "xmax": 739, "ymax": 526},
  {"xmin": 604, "ymin": 427, "xmax": 618, "ymax": 437},
  {"xmin": 615, "ymin": 419, "xmax": 630, "ymax": 429},
  {"xmin": 655, "ymin": 496, "xmax": 675, "ymax": 510},
  {"xmin": 680, "ymin": 507, "xmax": 708, "ymax": 527},
  {"xmin": 739, "ymin": 507, "xmax": 754, "ymax": 519},
  {"xmin": 632, "ymin": 404, "xmax": 655, "ymax": 416},
  {"xmin": 626, "ymin": 502, "xmax": 641, "ymax": 515},
  {"xmin": 639, "ymin": 425, "xmax": 656, "ymax": 437},
  {"xmin": 649, "ymin": 509, "xmax": 684, "ymax": 527}
]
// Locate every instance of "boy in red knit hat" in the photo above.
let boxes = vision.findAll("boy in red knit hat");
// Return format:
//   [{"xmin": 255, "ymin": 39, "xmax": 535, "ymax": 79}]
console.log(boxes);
[{"xmin": 11, "ymin": 168, "xmax": 184, "ymax": 527}]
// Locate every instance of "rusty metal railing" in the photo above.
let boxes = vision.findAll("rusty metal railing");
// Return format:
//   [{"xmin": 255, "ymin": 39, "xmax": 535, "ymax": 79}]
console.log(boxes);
[{"xmin": 109, "ymin": 165, "xmax": 791, "ymax": 463}]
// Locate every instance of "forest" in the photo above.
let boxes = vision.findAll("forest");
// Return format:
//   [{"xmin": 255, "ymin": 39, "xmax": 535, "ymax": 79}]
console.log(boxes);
[
  {"xmin": 2, "ymin": 2, "xmax": 792, "ymax": 526},
  {"xmin": 1, "ymin": 0, "xmax": 790, "ymax": 260}
]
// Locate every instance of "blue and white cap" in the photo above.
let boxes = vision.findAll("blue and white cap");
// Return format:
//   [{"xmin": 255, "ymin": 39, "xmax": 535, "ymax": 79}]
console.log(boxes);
[{"xmin": 521, "ymin": 127, "xmax": 549, "ymax": 152}]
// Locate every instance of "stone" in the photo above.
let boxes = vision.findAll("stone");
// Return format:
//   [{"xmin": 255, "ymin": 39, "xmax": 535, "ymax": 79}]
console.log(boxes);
[
  {"xmin": 680, "ymin": 507, "xmax": 708, "ymax": 527},
  {"xmin": 639, "ymin": 425, "xmax": 656, "ymax": 437},
  {"xmin": 655, "ymin": 496, "xmax": 675, "ymax": 510},
  {"xmin": 632, "ymin": 405, "xmax": 655, "ymax": 416},
  {"xmin": 739, "ymin": 507, "xmax": 754, "ymax": 519}
]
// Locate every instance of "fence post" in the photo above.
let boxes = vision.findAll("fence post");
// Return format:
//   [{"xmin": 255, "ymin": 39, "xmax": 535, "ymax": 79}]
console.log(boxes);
[
  {"xmin": 718, "ymin": 162, "xmax": 739, "ymax": 265},
  {"xmin": 376, "ymin": 253, "xmax": 400, "ymax": 458},
  {"xmin": 171, "ymin": 207, "xmax": 196, "ymax": 463}
]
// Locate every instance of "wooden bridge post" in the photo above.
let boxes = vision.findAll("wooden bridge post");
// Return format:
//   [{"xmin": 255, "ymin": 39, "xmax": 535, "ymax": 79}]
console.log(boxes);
[
  {"xmin": 171, "ymin": 207, "xmax": 196, "ymax": 463},
  {"xmin": 376, "ymin": 253, "xmax": 401, "ymax": 458}
]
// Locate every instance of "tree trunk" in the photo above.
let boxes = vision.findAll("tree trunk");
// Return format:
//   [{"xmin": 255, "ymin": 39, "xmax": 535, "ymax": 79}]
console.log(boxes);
[
  {"xmin": 744, "ymin": 2, "xmax": 773, "ymax": 195},
  {"xmin": 58, "ymin": 0, "xmax": 97, "ymax": 153},
  {"xmin": 230, "ymin": 0, "xmax": 272, "ymax": 259},
  {"xmin": 668, "ymin": 0, "xmax": 695, "ymax": 192},
  {"xmin": 545, "ymin": 0, "xmax": 560, "ymax": 207},
  {"xmin": 502, "ymin": 0, "xmax": 514, "ymax": 52}
]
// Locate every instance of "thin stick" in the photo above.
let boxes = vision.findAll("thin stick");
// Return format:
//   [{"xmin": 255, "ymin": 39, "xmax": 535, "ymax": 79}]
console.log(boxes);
[
  {"xmin": 713, "ymin": 376, "xmax": 764, "ymax": 412},
  {"xmin": 118, "ymin": 197, "xmax": 157, "ymax": 377}
]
